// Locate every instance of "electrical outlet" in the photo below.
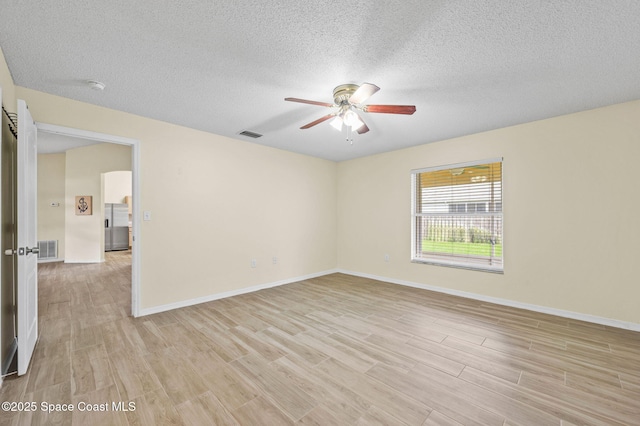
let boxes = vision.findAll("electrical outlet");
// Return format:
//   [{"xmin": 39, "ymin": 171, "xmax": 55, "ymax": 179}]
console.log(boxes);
[
  {"xmin": 384, "ymin": 254, "xmax": 390, "ymax": 262},
  {"xmin": 251, "ymin": 259, "xmax": 257, "ymax": 268},
  {"xmin": 272, "ymin": 256, "xmax": 278, "ymax": 264}
]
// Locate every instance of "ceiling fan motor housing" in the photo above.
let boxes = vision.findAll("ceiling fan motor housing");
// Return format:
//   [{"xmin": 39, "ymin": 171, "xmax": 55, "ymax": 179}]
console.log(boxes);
[{"xmin": 333, "ymin": 84, "xmax": 359, "ymax": 105}]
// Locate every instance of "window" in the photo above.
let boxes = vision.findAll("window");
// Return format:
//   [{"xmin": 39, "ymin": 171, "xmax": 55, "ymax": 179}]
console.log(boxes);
[{"xmin": 411, "ymin": 159, "xmax": 503, "ymax": 272}]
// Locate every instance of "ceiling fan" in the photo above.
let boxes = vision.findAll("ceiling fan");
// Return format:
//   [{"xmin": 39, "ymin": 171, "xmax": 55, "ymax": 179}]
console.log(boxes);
[{"xmin": 285, "ymin": 83, "xmax": 416, "ymax": 135}]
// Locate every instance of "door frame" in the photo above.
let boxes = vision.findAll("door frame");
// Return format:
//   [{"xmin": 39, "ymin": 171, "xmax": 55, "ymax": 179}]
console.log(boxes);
[{"xmin": 35, "ymin": 123, "xmax": 142, "ymax": 317}]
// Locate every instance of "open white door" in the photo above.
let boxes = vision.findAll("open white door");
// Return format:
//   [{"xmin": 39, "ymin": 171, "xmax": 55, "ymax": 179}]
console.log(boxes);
[{"xmin": 16, "ymin": 99, "xmax": 38, "ymax": 376}]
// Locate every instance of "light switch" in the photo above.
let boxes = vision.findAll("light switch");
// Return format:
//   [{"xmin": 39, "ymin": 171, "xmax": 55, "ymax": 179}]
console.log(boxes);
[{"xmin": 143, "ymin": 211, "xmax": 152, "ymax": 221}]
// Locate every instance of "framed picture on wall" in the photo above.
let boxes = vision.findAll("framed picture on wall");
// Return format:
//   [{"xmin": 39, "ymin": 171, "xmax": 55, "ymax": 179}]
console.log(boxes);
[{"xmin": 75, "ymin": 195, "xmax": 92, "ymax": 215}]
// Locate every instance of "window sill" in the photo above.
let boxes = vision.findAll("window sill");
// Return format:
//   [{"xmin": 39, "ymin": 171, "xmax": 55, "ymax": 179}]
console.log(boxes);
[{"xmin": 411, "ymin": 258, "xmax": 504, "ymax": 274}]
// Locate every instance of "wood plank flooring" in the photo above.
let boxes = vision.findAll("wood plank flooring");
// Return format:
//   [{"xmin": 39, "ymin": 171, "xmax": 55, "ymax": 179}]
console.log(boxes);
[{"xmin": 1, "ymin": 251, "xmax": 639, "ymax": 425}]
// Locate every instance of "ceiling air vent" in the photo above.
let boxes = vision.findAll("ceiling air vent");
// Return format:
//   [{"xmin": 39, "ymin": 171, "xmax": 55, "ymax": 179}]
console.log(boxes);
[{"xmin": 238, "ymin": 130, "xmax": 263, "ymax": 139}]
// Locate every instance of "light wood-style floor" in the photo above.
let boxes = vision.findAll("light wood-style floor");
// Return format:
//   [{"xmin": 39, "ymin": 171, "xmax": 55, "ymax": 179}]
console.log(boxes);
[{"xmin": 1, "ymin": 251, "xmax": 639, "ymax": 425}]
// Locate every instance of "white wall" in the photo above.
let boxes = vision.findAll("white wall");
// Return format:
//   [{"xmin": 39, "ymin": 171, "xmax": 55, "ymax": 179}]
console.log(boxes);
[{"xmin": 337, "ymin": 100, "xmax": 640, "ymax": 326}]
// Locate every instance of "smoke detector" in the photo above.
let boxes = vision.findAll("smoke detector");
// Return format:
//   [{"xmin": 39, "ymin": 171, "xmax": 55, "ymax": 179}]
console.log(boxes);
[{"xmin": 87, "ymin": 80, "xmax": 105, "ymax": 91}]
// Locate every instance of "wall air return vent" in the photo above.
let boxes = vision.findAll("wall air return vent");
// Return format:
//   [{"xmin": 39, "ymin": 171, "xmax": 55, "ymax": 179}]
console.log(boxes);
[
  {"xmin": 238, "ymin": 130, "xmax": 263, "ymax": 139},
  {"xmin": 37, "ymin": 240, "xmax": 58, "ymax": 261}
]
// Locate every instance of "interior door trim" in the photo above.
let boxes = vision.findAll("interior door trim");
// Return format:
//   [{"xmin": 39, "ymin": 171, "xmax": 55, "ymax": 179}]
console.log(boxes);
[{"xmin": 35, "ymin": 123, "xmax": 142, "ymax": 317}]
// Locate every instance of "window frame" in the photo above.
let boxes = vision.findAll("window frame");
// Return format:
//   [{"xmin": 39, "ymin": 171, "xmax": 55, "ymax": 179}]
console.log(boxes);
[{"xmin": 411, "ymin": 158, "xmax": 504, "ymax": 273}]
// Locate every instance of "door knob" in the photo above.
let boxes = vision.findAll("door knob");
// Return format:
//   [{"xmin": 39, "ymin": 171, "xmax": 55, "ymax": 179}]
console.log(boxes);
[
  {"xmin": 26, "ymin": 247, "xmax": 40, "ymax": 255},
  {"xmin": 4, "ymin": 249, "xmax": 16, "ymax": 256},
  {"xmin": 18, "ymin": 247, "xmax": 39, "ymax": 255}
]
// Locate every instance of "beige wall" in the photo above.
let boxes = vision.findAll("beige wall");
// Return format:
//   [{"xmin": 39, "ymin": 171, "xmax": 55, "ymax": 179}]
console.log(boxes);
[
  {"xmin": 4, "ymin": 45, "xmax": 639, "ymax": 326},
  {"xmin": 37, "ymin": 153, "xmax": 66, "ymax": 259},
  {"xmin": 65, "ymin": 144, "xmax": 132, "ymax": 263},
  {"xmin": 37, "ymin": 151, "xmax": 132, "ymax": 262},
  {"xmin": 337, "ymin": 100, "xmax": 640, "ymax": 325},
  {"xmin": 0, "ymin": 46, "xmax": 15, "ymax": 112},
  {"xmin": 104, "ymin": 171, "xmax": 132, "ymax": 204},
  {"xmin": 15, "ymin": 86, "xmax": 338, "ymax": 310}
]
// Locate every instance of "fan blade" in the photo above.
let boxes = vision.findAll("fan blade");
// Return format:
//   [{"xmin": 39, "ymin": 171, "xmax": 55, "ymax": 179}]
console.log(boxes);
[
  {"xmin": 349, "ymin": 83, "xmax": 380, "ymax": 105},
  {"xmin": 363, "ymin": 104, "xmax": 416, "ymax": 115},
  {"xmin": 352, "ymin": 111, "xmax": 369, "ymax": 134},
  {"xmin": 300, "ymin": 114, "xmax": 335, "ymax": 129},
  {"xmin": 285, "ymin": 97, "xmax": 334, "ymax": 107},
  {"xmin": 356, "ymin": 122, "xmax": 369, "ymax": 134}
]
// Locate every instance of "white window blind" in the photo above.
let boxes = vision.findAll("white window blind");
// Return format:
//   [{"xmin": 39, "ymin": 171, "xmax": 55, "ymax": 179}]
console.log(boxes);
[{"xmin": 411, "ymin": 159, "xmax": 503, "ymax": 272}]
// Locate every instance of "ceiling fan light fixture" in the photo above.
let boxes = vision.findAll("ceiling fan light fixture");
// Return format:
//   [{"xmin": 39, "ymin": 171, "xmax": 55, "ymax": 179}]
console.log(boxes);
[
  {"xmin": 342, "ymin": 110, "xmax": 364, "ymax": 130},
  {"xmin": 330, "ymin": 116, "xmax": 343, "ymax": 131},
  {"xmin": 284, "ymin": 82, "xmax": 415, "ymax": 138},
  {"xmin": 352, "ymin": 116, "xmax": 365, "ymax": 131}
]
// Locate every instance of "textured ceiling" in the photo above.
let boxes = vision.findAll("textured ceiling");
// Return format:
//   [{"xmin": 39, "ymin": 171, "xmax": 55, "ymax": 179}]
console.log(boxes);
[{"xmin": 2, "ymin": 1, "xmax": 640, "ymax": 161}]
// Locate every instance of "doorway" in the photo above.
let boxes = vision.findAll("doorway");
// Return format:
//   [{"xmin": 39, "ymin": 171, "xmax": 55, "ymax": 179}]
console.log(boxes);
[{"xmin": 36, "ymin": 123, "xmax": 141, "ymax": 317}]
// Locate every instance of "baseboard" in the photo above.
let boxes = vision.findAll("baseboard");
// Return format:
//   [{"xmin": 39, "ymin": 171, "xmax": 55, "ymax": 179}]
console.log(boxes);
[
  {"xmin": 337, "ymin": 269, "xmax": 640, "ymax": 332},
  {"xmin": 38, "ymin": 258, "xmax": 63, "ymax": 264},
  {"xmin": 138, "ymin": 269, "xmax": 340, "ymax": 317},
  {"xmin": 136, "ymin": 267, "xmax": 639, "ymax": 332}
]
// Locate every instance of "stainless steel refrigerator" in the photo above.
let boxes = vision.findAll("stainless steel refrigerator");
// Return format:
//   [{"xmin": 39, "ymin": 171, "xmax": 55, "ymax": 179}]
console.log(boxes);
[{"xmin": 104, "ymin": 203, "xmax": 129, "ymax": 251}]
